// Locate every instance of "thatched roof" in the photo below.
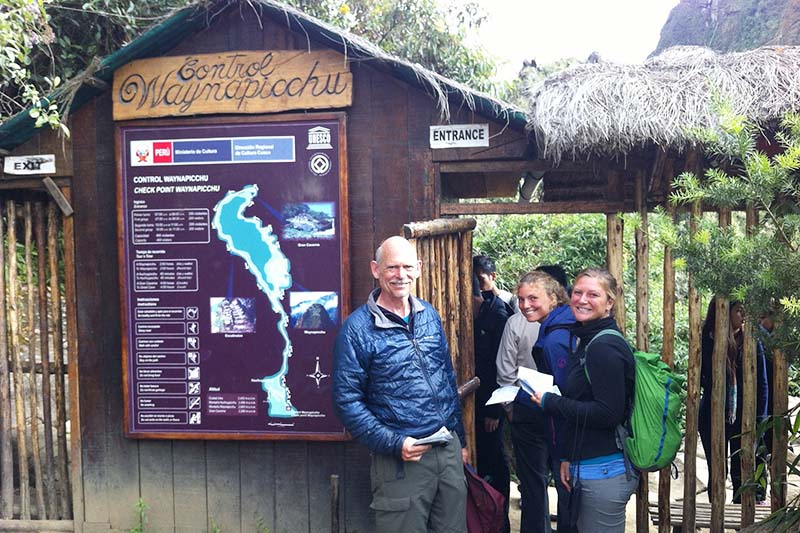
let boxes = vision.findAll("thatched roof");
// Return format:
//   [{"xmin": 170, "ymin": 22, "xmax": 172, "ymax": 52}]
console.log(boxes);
[
  {"xmin": 0, "ymin": 0, "xmax": 525, "ymax": 150},
  {"xmin": 526, "ymin": 45, "xmax": 800, "ymax": 163}
]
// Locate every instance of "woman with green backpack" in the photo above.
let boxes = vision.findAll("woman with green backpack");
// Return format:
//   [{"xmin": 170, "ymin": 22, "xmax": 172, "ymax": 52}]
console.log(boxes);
[{"xmin": 531, "ymin": 268, "xmax": 638, "ymax": 532}]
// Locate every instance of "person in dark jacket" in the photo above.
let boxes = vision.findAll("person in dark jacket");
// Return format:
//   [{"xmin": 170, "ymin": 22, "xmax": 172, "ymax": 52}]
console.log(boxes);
[
  {"xmin": 333, "ymin": 236, "xmax": 467, "ymax": 533},
  {"xmin": 473, "ymin": 273, "xmax": 513, "ymax": 531},
  {"xmin": 531, "ymin": 268, "xmax": 637, "ymax": 532},
  {"xmin": 512, "ymin": 270, "xmax": 575, "ymax": 533},
  {"xmin": 698, "ymin": 298, "xmax": 769, "ymax": 504}
]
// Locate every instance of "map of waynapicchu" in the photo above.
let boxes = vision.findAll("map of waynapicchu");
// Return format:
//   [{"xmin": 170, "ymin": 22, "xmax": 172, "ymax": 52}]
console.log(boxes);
[{"xmin": 212, "ymin": 184, "xmax": 297, "ymax": 418}]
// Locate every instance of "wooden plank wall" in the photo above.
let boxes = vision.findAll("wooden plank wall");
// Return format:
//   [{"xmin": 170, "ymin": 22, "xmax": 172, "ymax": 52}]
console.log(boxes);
[{"xmin": 63, "ymin": 7, "xmax": 527, "ymax": 532}]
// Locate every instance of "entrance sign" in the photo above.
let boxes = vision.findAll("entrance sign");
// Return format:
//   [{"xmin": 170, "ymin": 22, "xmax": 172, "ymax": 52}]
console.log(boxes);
[
  {"xmin": 112, "ymin": 50, "xmax": 352, "ymax": 121},
  {"xmin": 117, "ymin": 115, "xmax": 349, "ymax": 439},
  {"xmin": 429, "ymin": 124, "xmax": 489, "ymax": 149}
]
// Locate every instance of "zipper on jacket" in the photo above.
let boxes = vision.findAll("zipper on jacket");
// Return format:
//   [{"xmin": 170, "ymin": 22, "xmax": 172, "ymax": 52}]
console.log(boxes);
[{"xmin": 409, "ymin": 333, "xmax": 446, "ymax": 423}]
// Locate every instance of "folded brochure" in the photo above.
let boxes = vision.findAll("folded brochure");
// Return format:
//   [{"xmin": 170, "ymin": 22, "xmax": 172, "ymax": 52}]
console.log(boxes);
[{"xmin": 412, "ymin": 426, "xmax": 453, "ymax": 446}]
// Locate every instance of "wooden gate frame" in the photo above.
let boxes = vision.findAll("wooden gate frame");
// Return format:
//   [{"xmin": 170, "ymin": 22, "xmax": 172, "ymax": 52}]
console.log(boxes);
[
  {"xmin": 402, "ymin": 218, "xmax": 478, "ymax": 465},
  {"xmin": 0, "ymin": 180, "xmax": 80, "ymax": 532}
]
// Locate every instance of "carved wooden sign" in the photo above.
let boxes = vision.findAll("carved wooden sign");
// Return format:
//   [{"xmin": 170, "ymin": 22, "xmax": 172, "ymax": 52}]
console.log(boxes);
[{"xmin": 112, "ymin": 50, "xmax": 352, "ymax": 120}]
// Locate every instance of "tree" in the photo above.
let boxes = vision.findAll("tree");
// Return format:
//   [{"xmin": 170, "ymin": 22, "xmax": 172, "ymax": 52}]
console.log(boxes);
[
  {"xmin": 0, "ymin": 0, "xmax": 63, "ymax": 131},
  {"xmin": 1, "ymin": 0, "xmax": 186, "ymax": 131},
  {"xmin": 668, "ymin": 103, "xmax": 800, "ymax": 356},
  {"xmin": 285, "ymin": 0, "xmax": 497, "ymax": 93}
]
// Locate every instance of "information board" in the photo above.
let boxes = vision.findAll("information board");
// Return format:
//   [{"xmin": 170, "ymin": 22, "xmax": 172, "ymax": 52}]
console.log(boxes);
[{"xmin": 117, "ymin": 115, "xmax": 348, "ymax": 439}]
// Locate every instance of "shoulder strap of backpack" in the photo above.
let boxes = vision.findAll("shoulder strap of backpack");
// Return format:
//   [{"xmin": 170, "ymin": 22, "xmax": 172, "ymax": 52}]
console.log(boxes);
[{"xmin": 580, "ymin": 328, "xmax": 629, "ymax": 384}]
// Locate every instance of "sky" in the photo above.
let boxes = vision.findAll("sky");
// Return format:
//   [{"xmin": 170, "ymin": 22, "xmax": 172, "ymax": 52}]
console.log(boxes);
[{"xmin": 466, "ymin": 0, "xmax": 680, "ymax": 82}]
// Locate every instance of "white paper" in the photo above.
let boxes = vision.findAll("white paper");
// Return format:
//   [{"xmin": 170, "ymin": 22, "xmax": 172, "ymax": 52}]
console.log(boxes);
[
  {"xmin": 413, "ymin": 426, "xmax": 453, "ymax": 446},
  {"xmin": 485, "ymin": 385, "xmax": 520, "ymax": 405},
  {"xmin": 517, "ymin": 366, "xmax": 554, "ymax": 395}
]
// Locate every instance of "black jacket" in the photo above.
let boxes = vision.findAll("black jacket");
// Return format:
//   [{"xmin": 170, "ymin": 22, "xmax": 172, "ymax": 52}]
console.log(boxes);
[
  {"xmin": 474, "ymin": 292, "xmax": 512, "ymax": 420},
  {"xmin": 541, "ymin": 316, "xmax": 634, "ymax": 461}
]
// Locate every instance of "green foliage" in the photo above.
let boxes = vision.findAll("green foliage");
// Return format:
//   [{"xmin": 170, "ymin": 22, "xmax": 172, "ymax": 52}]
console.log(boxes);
[
  {"xmin": 285, "ymin": 0, "xmax": 497, "ymax": 93},
  {"xmin": 0, "ymin": 0, "xmax": 64, "ymax": 131},
  {"xmin": 473, "ymin": 213, "xmax": 607, "ymax": 291},
  {"xmin": 129, "ymin": 498, "xmax": 148, "ymax": 533},
  {"xmin": 670, "ymin": 106, "xmax": 800, "ymax": 358},
  {"xmin": 1, "ymin": 0, "xmax": 183, "ymax": 129}
]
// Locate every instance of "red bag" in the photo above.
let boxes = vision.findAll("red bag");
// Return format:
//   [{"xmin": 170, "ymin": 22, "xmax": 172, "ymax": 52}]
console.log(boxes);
[{"xmin": 465, "ymin": 464, "xmax": 506, "ymax": 533}]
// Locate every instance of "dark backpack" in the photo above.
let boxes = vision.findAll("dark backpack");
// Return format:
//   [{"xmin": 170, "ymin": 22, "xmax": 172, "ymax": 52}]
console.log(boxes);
[
  {"xmin": 465, "ymin": 464, "xmax": 506, "ymax": 533},
  {"xmin": 583, "ymin": 329, "xmax": 684, "ymax": 472}
]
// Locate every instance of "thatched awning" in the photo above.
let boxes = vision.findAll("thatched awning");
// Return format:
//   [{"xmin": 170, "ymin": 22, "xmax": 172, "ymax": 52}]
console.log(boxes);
[{"xmin": 526, "ymin": 46, "xmax": 800, "ymax": 162}]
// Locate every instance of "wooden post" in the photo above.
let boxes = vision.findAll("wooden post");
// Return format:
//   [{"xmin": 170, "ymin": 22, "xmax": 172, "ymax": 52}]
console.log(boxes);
[
  {"xmin": 681, "ymin": 152, "xmax": 701, "ymax": 531},
  {"xmin": 739, "ymin": 206, "xmax": 758, "ymax": 527},
  {"xmin": 710, "ymin": 294, "xmax": 729, "ymax": 531},
  {"xmin": 658, "ymin": 205, "xmax": 676, "ymax": 532},
  {"xmin": 0, "ymin": 202, "xmax": 11, "ymax": 519},
  {"xmin": 709, "ymin": 209, "xmax": 732, "ymax": 531},
  {"xmin": 606, "ymin": 213, "xmax": 625, "ymax": 332},
  {"xmin": 34, "ymin": 202, "xmax": 56, "ymax": 518},
  {"xmin": 330, "ymin": 474, "xmax": 340, "ymax": 533},
  {"xmin": 8, "ymin": 200, "xmax": 31, "ymax": 519},
  {"xmin": 48, "ymin": 203, "xmax": 70, "ymax": 518},
  {"xmin": 634, "ymin": 171, "xmax": 650, "ymax": 352},
  {"xmin": 24, "ymin": 202, "xmax": 46, "ymax": 519},
  {"xmin": 633, "ymin": 171, "xmax": 650, "ymax": 532},
  {"xmin": 459, "ymin": 230, "xmax": 476, "ymax": 466},
  {"xmin": 771, "ymin": 348, "xmax": 788, "ymax": 511},
  {"xmin": 62, "ymin": 190, "xmax": 79, "ymax": 521}
]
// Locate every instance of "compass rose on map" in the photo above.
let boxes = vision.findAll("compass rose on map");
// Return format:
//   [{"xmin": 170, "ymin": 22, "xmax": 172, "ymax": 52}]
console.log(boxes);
[{"xmin": 306, "ymin": 357, "xmax": 329, "ymax": 388}]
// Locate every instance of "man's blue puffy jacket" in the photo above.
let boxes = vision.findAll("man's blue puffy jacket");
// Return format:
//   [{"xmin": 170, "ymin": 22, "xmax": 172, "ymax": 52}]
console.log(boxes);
[{"xmin": 333, "ymin": 289, "xmax": 466, "ymax": 457}]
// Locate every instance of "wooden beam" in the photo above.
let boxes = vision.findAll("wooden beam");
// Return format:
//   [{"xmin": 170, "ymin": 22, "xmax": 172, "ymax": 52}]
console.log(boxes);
[
  {"xmin": 440, "ymin": 200, "xmax": 631, "ymax": 216},
  {"xmin": 42, "ymin": 178, "xmax": 73, "ymax": 217},
  {"xmin": 0, "ymin": 519, "xmax": 73, "ymax": 531},
  {"xmin": 403, "ymin": 218, "xmax": 476, "ymax": 239},
  {"xmin": 0, "ymin": 177, "xmax": 70, "ymax": 191}
]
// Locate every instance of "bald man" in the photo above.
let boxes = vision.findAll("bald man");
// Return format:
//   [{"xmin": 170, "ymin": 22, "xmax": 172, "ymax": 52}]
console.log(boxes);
[{"xmin": 333, "ymin": 236, "xmax": 467, "ymax": 532}]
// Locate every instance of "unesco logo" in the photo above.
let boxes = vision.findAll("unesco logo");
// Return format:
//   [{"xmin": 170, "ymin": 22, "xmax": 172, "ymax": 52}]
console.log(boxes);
[{"xmin": 309, "ymin": 153, "xmax": 331, "ymax": 176}]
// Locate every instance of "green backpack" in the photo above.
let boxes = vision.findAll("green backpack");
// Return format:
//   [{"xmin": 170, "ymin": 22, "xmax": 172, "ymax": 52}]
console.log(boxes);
[{"xmin": 583, "ymin": 329, "xmax": 684, "ymax": 472}]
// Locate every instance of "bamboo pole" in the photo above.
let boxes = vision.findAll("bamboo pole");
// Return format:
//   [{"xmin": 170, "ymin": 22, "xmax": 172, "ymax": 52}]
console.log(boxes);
[
  {"xmin": 61, "ymin": 189, "xmax": 78, "ymax": 523},
  {"xmin": 738, "ymin": 206, "xmax": 758, "ymax": 526},
  {"xmin": 459, "ymin": 230, "xmax": 476, "ymax": 466},
  {"xmin": 445, "ymin": 235, "xmax": 459, "ymax": 372},
  {"xmin": 633, "ymin": 172, "xmax": 650, "ymax": 532},
  {"xmin": 771, "ymin": 348, "xmax": 788, "ymax": 511},
  {"xmin": 34, "ymin": 202, "xmax": 55, "ymax": 518},
  {"xmin": 605, "ymin": 213, "xmax": 625, "ymax": 332},
  {"xmin": 7, "ymin": 200, "xmax": 31, "ymax": 518},
  {"xmin": 658, "ymin": 205, "xmax": 676, "ymax": 533},
  {"xmin": 435, "ymin": 237, "xmax": 444, "ymax": 317},
  {"xmin": 48, "ymin": 203, "xmax": 69, "ymax": 518},
  {"xmin": 24, "ymin": 202, "xmax": 46, "ymax": 519},
  {"xmin": 0, "ymin": 202, "xmax": 11, "ymax": 519}
]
